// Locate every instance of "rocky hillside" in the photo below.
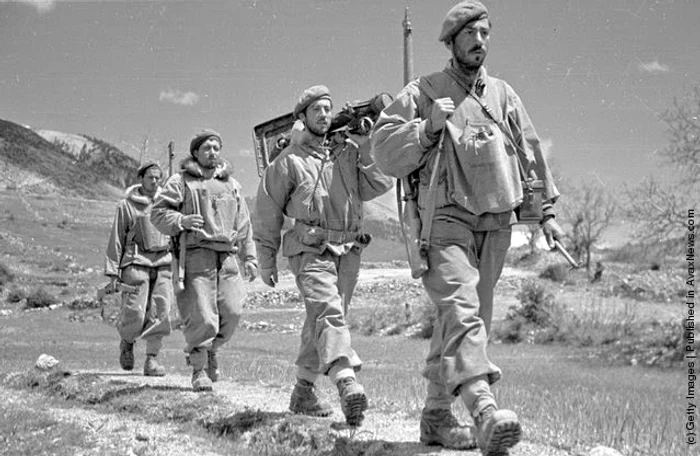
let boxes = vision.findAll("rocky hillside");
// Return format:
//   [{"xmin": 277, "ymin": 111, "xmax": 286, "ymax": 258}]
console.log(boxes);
[{"xmin": 0, "ymin": 119, "xmax": 138, "ymax": 200}]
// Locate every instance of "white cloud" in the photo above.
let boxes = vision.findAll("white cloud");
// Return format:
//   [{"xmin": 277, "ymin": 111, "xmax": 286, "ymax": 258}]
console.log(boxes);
[
  {"xmin": 637, "ymin": 60, "xmax": 670, "ymax": 74},
  {"xmin": 2, "ymin": 0, "xmax": 57, "ymax": 13},
  {"xmin": 159, "ymin": 89, "xmax": 199, "ymax": 106}
]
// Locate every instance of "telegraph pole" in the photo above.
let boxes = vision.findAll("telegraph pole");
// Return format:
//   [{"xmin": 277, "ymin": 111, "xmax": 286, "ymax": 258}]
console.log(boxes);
[
  {"xmin": 403, "ymin": 7, "xmax": 413, "ymax": 86},
  {"xmin": 167, "ymin": 141, "xmax": 175, "ymax": 177}
]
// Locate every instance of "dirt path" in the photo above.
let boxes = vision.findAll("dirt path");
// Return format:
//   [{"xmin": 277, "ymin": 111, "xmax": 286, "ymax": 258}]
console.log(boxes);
[{"xmin": 1, "ymin": 367, "xmax": 572, "ymax": 456}]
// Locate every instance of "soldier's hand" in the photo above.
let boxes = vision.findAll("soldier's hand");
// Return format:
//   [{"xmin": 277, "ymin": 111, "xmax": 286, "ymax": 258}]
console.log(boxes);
[
  {"xmin": 428, "ymin": 97, "xmax": 455, "ymax": 134},
  {"xmin": 541, "ymin": 218, "xmax": 565, "ymax": 249},
  {"xmin": 181, "ymin": 214, "xmax": 204, "ymax": 231},
  {"xmin": 261, "ymin": 267, "xmax": 278, "ymax": 288},
  {"xmin": 244, "ymin": 261, "xmax": 258, "ymax": 282}
]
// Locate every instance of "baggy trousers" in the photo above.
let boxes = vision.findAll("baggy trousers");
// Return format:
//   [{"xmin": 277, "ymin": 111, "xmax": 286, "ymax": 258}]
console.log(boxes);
[
  {"xmin": 421, "ymin": 217, "xmax": 511, "ymax": 409},
  {"xmin": 178, "ymin": 248, "xmax": 246, "ymax": 370},
  {"xmin": 289, "ymin": 248, "xmax": 363, "ymax": 375},
  {"xmin": 118, "ymin": 265, "xmax": 173, "ymax": 355}
]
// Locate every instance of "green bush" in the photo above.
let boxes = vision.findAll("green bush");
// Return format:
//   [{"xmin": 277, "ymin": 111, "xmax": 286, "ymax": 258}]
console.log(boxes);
[
  {"xmin": 25, "ymin": 287, "xmax": 58, "ymax": 309},
  {"xmin": 0, "ymin": 262, "xmax": 14, "ymax": 288}
]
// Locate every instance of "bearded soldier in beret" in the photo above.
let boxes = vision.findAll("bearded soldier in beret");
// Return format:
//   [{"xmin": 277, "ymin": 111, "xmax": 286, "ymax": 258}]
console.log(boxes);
[
  {"xmin": 371, "ymin": 2, "xmax": 565, "ymax": 454},
  {"xmin": 105, "ymin": 162, "xmax": 173, "ymax": 377},
  {"xmin": 254, "ymin": 85, "xmax": 392, "ymax": 427},
  {"xmin": 151, "ymin": 130, "xmax": 258, "ymax": 392}
]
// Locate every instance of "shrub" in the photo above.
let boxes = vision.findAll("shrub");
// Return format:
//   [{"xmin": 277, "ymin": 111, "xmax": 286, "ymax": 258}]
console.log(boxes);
[
  {"xmin": 7, "ymin": 286, "xmax": 26, "ymax": 303},
  {"xmin": 25, "ymin": 287, "xmax": 58, "ymax": 309},
  {"xmin": 602, "ymin": 318, "xmax": 694, "ymax": 368},
  {"xmin": 493, "ymin": 279, "xmax": 560, "ymax": 344},
  {"xmin": 539, "ymin": 263, "xmax": 569, "ymax": 283},
  {"xmin": 0, "ymin": 262, "xmax": 14, "ymax": 288}
]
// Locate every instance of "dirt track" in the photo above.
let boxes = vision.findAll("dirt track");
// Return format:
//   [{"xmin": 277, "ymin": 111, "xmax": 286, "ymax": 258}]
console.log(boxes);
[{"xmin": 1, "ymin": 365, "xmax": 572, "ymax": 456}]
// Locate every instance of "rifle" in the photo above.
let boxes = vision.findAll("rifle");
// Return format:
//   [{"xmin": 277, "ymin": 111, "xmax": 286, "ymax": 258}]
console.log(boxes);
[
  {"xmin": 171, "ymin": 231, "xmax": 186, "ymax": 294},
  {"xmin": 397, "ymin": 176, "xmax": 428, "ymax": 279},
  {"xmin": 96, "ymin": 280, "xmax": 139, "ymax": 301}
]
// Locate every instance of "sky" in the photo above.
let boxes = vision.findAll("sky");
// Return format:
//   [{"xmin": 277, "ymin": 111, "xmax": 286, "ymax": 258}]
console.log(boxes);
[{"xmin": 1, "ymin": 0, "xmax": 698, "ymax": 197}]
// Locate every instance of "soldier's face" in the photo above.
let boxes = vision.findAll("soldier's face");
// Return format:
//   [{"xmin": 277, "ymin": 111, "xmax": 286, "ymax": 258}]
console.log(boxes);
[
  {"xmin": 194, "ymin": 137, "xmax": 222, "ymax": 169},
  {"xmin": 141, "ymin": 168, "xmax": 162, "ymax": 195},
  {"xmin": 449, "ymin": 18, "xmax": 490, "ymax": 70},
  {"xmin": 302, "ymin": 98, "xmax": 332, "ymax": 137}
]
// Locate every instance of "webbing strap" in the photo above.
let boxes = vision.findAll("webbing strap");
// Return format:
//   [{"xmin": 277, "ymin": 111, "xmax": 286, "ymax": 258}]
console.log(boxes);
[{"xmin": 417, "ymin": 77, "xmax": 446, "ymax": 254}]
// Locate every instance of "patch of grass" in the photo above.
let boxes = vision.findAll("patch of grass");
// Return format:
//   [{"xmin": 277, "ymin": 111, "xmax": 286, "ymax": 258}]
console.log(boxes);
[
  {"xmin": 345, "ymin": 279, "xmax": 436, "ymax": 338},
  {"xmin": 0, "ymin": 400, "xmax": 94, "ymax": 455}
]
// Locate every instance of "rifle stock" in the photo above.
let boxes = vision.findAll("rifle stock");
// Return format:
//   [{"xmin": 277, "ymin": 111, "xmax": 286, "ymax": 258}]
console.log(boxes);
[
  {"xmin": 174, "ymin": 231, "xmax": 186, "ymax": 293},
  {"xmin": 397, "ymin": 177, "xmax": 428, "ymax": 279}
]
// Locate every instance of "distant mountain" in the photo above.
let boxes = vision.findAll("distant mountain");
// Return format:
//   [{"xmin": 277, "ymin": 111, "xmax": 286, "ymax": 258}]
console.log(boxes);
[{"xmin": 0, "ymin": 119, "xmax": 139, "ymax": 199}]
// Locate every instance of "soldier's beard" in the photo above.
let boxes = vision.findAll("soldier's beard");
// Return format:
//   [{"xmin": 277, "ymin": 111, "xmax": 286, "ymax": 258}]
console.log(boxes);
[
  {"xmin": 306, "ymin": 121, "xmax": 329, "ymax": 138},
  {"xmin": 199, "ymin": 156, "xmax": 221, "ymax": 169},
  {"xmin": 452, "ymin": 46, "xmax": 485, "ymax": 73}
]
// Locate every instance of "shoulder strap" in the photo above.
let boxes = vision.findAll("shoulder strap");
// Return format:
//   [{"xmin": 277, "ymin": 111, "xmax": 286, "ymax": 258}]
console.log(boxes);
[
  {"xmin": 442, "ymin": 70, "xmax": 535, "ymax": 186},
  {"xmin": 416, "ymin": 76, "xmax": 447, "ymax": 255}
]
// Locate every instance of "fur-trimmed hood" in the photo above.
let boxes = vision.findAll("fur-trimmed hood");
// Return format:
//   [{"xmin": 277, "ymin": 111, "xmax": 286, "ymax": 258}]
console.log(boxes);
[
  {"xmin": 179, "ymin": 157, "xmax": 233, "ymax": 180},
  {"xmin": 125, "ymin": 184, "xmax": 160, "ymax": 206}
]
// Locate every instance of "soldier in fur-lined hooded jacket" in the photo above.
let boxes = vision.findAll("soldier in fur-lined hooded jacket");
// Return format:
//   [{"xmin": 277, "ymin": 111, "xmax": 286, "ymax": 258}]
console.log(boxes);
[
  {"xmin": 151, "ymin": 130, "xmax": 258, "ymax": 392},
  {"xmin": 105, "ymin": 162, "xmax": 173, "ymax": 377},
  {"xmin": 254, "ymin": 85, "xmax": 392, "ymax": 427}
]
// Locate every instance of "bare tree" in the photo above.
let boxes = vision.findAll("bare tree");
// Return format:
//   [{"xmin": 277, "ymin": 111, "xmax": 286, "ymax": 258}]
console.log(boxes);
[
  {"xmin": 623, "ymin": 84, "xmax": 700, "ymax": 245},
  {"xmin": 559, "ymin": 179, "xmax": 617, "ymax": 270}
]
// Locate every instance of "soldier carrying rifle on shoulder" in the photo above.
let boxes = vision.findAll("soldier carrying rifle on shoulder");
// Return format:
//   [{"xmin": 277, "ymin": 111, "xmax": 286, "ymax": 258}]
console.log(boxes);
[{"xmin": 371, "ymin": 2, "xmax": 566, "ymax": 455}]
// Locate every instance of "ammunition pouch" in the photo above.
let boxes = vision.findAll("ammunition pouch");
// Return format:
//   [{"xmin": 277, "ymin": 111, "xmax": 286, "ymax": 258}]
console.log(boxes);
[
  {"xmin": 293, "ymin": 221, "xmax": 362, "ymax": 246},
  {"xmin": 516, "ymin": 179, "xmax": 545, "ymax": 224}
]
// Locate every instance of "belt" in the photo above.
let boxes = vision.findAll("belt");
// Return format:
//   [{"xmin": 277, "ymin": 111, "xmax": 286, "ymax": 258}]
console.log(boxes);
[{"xmin": 293, "ymin": 220, "xmax": 359, "ymax": 244}]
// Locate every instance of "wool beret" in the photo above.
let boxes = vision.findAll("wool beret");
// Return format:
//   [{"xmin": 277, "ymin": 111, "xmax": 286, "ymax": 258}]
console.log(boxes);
[
  {"xmin": 136, "ymin": 161, "xmax": 161, "ymax": 178},
  {"xmin": 293, "ymin": 85, "xmax": 332, "ymax": 119},
  {"xmin": 189, "ymin": 129, "xmax": 222, "ymax": 155},
  {"xmin": 438, "ymin": 1, "xmax": 489, "ymax": 42}
]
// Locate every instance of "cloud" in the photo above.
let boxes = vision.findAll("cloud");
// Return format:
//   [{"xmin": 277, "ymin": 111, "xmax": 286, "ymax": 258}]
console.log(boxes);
[
  {"xmin": 637, "ymin": 60, "xmax": 670, "ymax": 74},
  {"xmin": 159, "ymin": 89, "xmax": 199, "ymax": 106},
  {"xmin": 2, "ymin": 0, "xmax": 57, "ymax": 13},
  {"xmin": 239, "ymin": 149, "xmax": 254, "ymax": 157}
]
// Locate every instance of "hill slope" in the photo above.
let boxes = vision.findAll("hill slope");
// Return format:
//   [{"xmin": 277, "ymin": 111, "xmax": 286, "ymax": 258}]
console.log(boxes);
[{"xmin": 0, "ymin": 119, "xmax": 138, "ymax": 200}]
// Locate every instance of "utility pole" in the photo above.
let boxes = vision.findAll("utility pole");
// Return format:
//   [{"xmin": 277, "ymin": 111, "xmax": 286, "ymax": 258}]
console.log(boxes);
[
  {"xmin": 167, "ymin": 141, "xmax": 175, "ymax": 177},
  {"xmin": 403, "ymin": 7, "xmax": 413, "ymax": 85}
]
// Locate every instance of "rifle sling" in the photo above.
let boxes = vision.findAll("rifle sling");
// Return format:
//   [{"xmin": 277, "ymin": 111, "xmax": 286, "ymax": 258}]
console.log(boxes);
[{"xmin": 417, "ymin": 77, "xmax": 445, "ymax": 254}]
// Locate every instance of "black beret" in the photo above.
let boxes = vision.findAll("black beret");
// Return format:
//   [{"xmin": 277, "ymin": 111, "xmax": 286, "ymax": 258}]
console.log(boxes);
[
  {"xmin": 189, "ymin": 129, "xmax": 222, "ymax": 155},
  {"xmin": 137, "ymin": 161, "xmax": 162, "ymax": 178},
  {"xmin": 293, "ymin": 85, "xmax": 332, "ymax": 119},
  {"xmin": 438, "ymin": 1, "xmax": 489, "ymax": 42}
]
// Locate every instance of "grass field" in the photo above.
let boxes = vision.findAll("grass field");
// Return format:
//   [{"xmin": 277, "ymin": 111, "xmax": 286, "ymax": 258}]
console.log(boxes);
[
  {"xmin": 0, "ymin": 302, "xmax": 689, "ymax": 456},
  {"xmin": 0, "ymin": 189, "xmax": 694, "ymax": 455}
]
